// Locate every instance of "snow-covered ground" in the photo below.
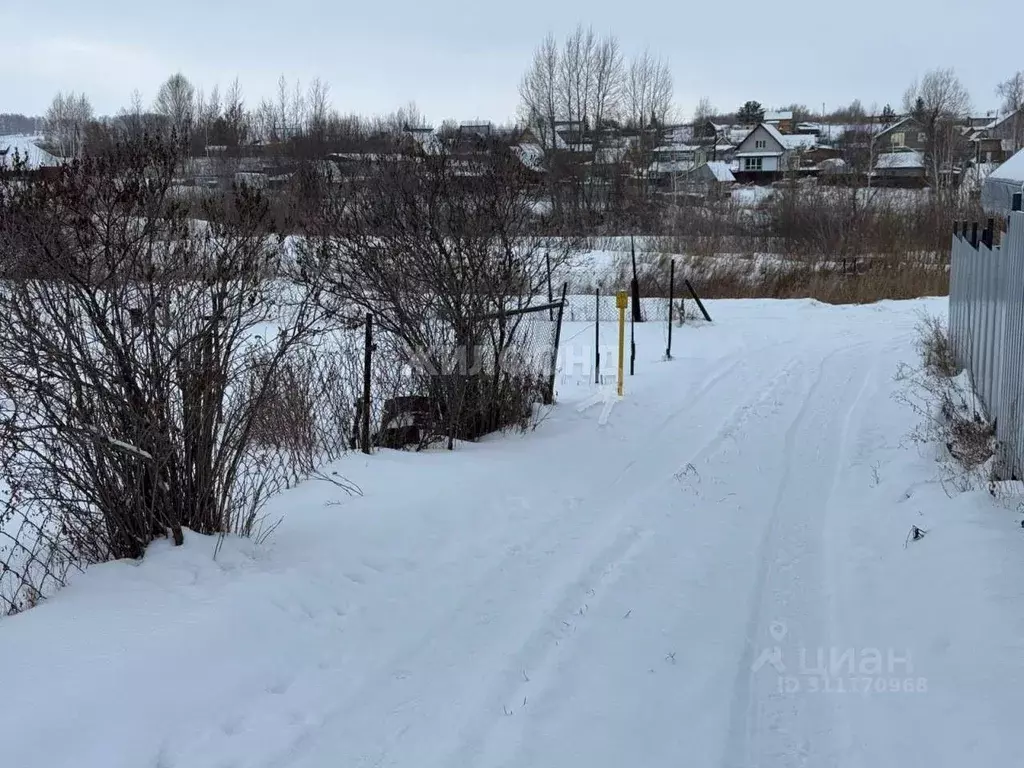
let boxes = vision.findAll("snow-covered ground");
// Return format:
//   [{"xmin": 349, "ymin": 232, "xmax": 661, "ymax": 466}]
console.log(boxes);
[{"xmin": 3, "ymin": 298, "xmax": 1024, "ymax": 768}]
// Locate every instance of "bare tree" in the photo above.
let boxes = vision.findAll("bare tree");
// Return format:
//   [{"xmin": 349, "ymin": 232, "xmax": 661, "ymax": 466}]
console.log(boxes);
[
  {"xmin": 625, "ymin": 49, "xmax": 672, "ymax": 130},
  {"xmin": 222, "ymin": 78, "xmax": 247, "ymax": 147},
  {"xmin": 996, "ymin": 71, "xmax": 1024, "ymax": 153},
  {"xmin": 903, "ymin": 68, "xmax": 972, "ymax": 196},
  {"xmin": 254, "ymin": 97, "xmax": 280, "ymax": 144},
  {"xmin": 591, "ymin": 35, "xmax": 623, "ymax": 135},
  {"xmin": 558, "ymin": 25, "xmax": 598, "ymax": 150},
  {"xmin": 290, "ymin": 79, "xmax": 306, "ymax": 139},
  {"xmin": 693, "ymin": 96, "xmax": 714, "ymax": 126},
  {"xmin": 116, "ymin": 89, "xmax": 146, "ymax": 141},
  {"xmin": 306, "ymin": 78, "xmax": 331, "ymax": 144},
  {"xmin": 44, "ymin": 91, "xmax": 93, "ymax": 159},
  {"xmin": 519, "ymin": 33, "xmax": 561, "ymax": 154},
  {"xmin": 276, "ymin": 74, "xmax": 291, "ymax": 140},
  {"xmin": 624, "ymin": 49, "xmax": 673, "ymax": 208},
  {"xmin": 303, "ymin": 143, "xmax": 575, "ymax": 449},
  {"xmin": 154, "ymin": 72, "xmax": 196, "ymax": 138}
]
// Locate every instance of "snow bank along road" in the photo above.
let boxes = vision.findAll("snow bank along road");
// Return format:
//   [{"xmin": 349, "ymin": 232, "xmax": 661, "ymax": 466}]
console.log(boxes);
[{"xmin": 3, "ymin": 298, "xmax": 1024, "ymax": 768}]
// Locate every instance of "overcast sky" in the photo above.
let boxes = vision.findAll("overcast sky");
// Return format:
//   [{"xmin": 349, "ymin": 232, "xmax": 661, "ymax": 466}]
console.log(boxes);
[{"xmin": 0, "ymin": 0, "xmax": 1009, "ymax": 122}]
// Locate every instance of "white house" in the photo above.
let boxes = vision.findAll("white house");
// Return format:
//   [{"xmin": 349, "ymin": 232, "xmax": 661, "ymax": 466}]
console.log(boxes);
[{"xmin": 732, "ymin": 123, "xmax": 792, "ymax": 180}]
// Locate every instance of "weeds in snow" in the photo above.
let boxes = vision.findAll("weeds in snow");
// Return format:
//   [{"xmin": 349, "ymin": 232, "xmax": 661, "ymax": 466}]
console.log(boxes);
[{"xmin": 893, "ymin": 312, "xmax": 996, "ymax": 495}]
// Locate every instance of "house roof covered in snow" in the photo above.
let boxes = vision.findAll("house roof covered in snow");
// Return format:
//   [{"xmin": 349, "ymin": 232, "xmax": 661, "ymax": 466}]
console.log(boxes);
[
  {"xmin": 705, "ymin": 161, "xmax": 736, "ymax": 183},
  {"xmin": 780, "ymin": 133, "xmax": 817, "ymax": 150},
  {"xmin": 984, "ymin": 108, "xmax": 1021, "ymax": 132},
  {"xmin": 982, "ymin": 147, "xmax": 1024, "ymax": 215},
  {"xmin": 874, "ymin": 150, "xmax": 925, "ymax": 170},
  {"xmin": 988, "ymin": 147, "xmax": 1024, "ymax": 182},
  {"xmin": 873, "ymin": 116, "xmax": 920, "ymax": 141},
  {"xmin": 734, "ymin": 123, "xmax": 790, "ymax": 156},
  {"xmin": 764, "ymin": 111, "xmax": 793, "ymax": 122},
  {"xmin": 0, "ymin": 135, "xmax": 62, "ymax": 169}
]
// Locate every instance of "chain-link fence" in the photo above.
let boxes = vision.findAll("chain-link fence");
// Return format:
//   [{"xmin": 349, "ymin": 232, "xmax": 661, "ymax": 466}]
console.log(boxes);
[
  {"xmin": 552, "ymin": 254, "xmax": 713, "ymax": 389},
  {"xmin": 0, "ymin": 329, "xmax": 359, "ymax": 615},
  {"xmin": 345, "ymin": 296, "xmax": 566, "ymax": 453}
]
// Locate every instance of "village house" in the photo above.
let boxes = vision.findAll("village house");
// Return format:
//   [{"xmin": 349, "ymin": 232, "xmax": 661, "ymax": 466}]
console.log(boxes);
[
  {"xmin": 980, "ymin": 109, "xmax": 1023, "ymax": 161},
  {"xmin": 680, "ymin": 160, "xmax": 735, "ymax": 199},
  {"xmin": 873, "ymin": 116, "xmax": 928, "ymax": 153},
  {"xmin": 871, "ymin": 149, "xmax": 927, "ymax": 187},
  {"xmin": 764, "ymin": 110, "xmax": 795, "ymax": 134},
  {"xmin": 732, "ymin": 123, "xmax": 794, "ymax": 182}
]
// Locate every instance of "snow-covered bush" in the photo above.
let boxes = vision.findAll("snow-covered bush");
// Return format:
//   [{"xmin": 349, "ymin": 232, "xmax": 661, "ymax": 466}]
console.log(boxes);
[{"xmin": 0, "ymin": 137, "xmax": 346, "ymax": 613}]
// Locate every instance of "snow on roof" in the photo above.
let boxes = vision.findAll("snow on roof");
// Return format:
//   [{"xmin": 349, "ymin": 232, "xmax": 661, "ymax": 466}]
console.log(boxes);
[
  {"xmin": 765, "ymin": 111, "xmax": 793, "ymax": 122},
  {"xmin": 648, "ymin": 160, "xmax": 695, "ymax": 175},
  {"xmin": 705, "ymin": 161, "xmax": 735, "ymax": 183},
  {"xmin": 780, "ymin": 134, "xmax": 817, "ymax": 150},
  {"xmin": 875, "ymin": 150, "xmax": 925, "ymax": 170},
  {"xmin": 819, "ymin": 158, "xmax": 847, "ymax": 172},
  {"xmin": 986, "ymin": 108, "xmax": 1021, "ymax": 131},
  {"xmin": 763, "ymin": 122, "xmax": 787, "ymax": 145},
  {"xmin": 873, "ymin": 116, "xmax": 917, "ymax": 139},
  {"xmin": 653, "ymin": 143, "xmax": 700, "ymax": 154},
  {"xmin": 0, "ymin": 135, "xmax": 61, "ymax": 169},
  {"xmin": 514, "ymin": 143, "xmax": 546, "ymax": 172},
  {"xmin": 989, "ymin": 147, "xmax": 1024, "ymax": 182}
]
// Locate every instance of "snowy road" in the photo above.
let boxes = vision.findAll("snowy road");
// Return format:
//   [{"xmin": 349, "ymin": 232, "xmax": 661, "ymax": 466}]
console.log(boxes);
[{"xmin": 3, "ymin": 299, "xmax": 1024, "ymax": 768}]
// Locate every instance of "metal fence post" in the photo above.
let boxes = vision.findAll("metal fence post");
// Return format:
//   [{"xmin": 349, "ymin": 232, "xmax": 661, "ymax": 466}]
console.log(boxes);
[
  {"xmin": 545, "ymin": 283, "xmax": 568, "ymax": 405},
  {"xmin": 630, "ymin": 235, "xmax": 642, "ymax": 323},
  {"xmin": 546, "ymin": 251, "xmax": 554, "ymax": 321},
  {"xmin": 630, "ymin": 295, "xmax": 636, "ymax": 376},
  {"xmin": 684, "ymin": 279, "xmax": 713, "ymax": 322},
  {"xmin": 666, "ymin": 259, "xmax": 675, "ymax": 360},
  {"xmin": 361, "ymin": 313, "xmax": 373, "ymax": 454},
  {"xmin": 594, "ymin": 286, "xmax": 601, "ymax": 385}
]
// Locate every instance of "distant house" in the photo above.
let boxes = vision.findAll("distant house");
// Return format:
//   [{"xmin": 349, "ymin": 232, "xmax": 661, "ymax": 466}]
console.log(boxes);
[
  {"xmin": 695, "ymin": 142, "xmax": 736, "ymax": 165},
  {"xmin": 648, "ymin": 144, "xmax": 698, "ymax": 189},
  {"xmin": 982, "ymin": 148, "xmax": 1024, "ymax": 215},
  {"xmin": 732, "ymin": 123, "xmax": 793, "ymax": 182},
  {"xmin": 682, "ymin": 160, "xmax": 736, "ymax": 198},
  {"xmin": 764, "ymin": 110, "xmax": 795, "ymax": 134},
  {"xmin": 981, "ymin": 109, "xmax": 1023, "ymax": 160},
  {"xmin": 693, "ymin": 120, "xmax": 726, "ymax": 142},
  {"xmin": 801, "ymin": 146, "xmax": 844, "ymax": 172},
  {"xmin": 873, "ymin": 116, "xmax": 928, "ymax": 153},
  {"xmin": 967, "ymin": 113, "xmax": 999, "ymax": 128},
  {"xmin": 872, "ymin": 149, "xmax": 927, "ymax": 187}
]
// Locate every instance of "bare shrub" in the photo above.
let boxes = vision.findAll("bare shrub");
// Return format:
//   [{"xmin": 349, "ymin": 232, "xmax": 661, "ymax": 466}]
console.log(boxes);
[
  {"xmin": 917, "ymin": 312, "xmax": 959, "ymax": 379},
  {"xmin": 894, "ymin": 313, "xmax": 995, "ymax": 494},
  {"xmin": 303, "ymin": 140, "xmax": 572, "ymax": 448},
  {"xmin": 0, "ymin": 136, "xmax": 346, "ymax": 613}
]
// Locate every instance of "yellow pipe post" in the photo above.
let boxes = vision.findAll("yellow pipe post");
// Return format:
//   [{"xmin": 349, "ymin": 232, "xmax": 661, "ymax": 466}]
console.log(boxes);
[{"xmin": 616, "ymin": 290, "xmax": 628, "ymax": 396}]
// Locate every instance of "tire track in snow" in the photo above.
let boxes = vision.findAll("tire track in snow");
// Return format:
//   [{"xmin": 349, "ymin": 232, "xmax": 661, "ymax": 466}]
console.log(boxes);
[
  {"xmin": 259, "ymin": 342, "xmax": 830, "ymax": 768},
  {"xmin": 446, "ymin": 354, "xmax": 811, "ymax": 768},
  {"xmin": 723, "ymin": 341, "xmax": 874, "ymax": 768},
  {"xmin": 261, "ymin": 351, "xmax": 771, "ymax": 768}
]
